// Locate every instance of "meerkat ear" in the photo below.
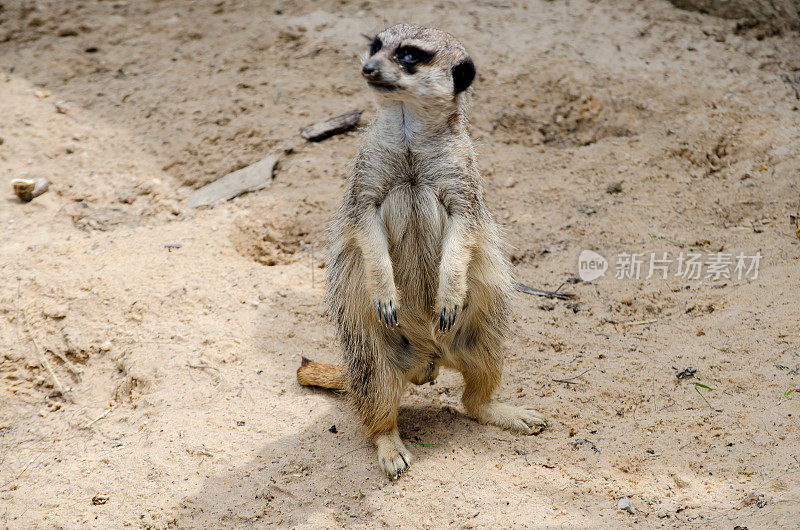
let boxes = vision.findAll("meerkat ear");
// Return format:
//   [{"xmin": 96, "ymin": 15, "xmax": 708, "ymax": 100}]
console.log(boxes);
[{"xmin": 452, "ymin": 57, "xmax": 475, "ymax": 95}]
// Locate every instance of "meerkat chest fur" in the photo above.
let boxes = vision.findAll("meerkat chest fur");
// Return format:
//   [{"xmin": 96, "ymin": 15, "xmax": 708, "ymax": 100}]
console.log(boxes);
[{"xmin": 365, "ymin": 101, "xmax": 474, "ymax": 306}]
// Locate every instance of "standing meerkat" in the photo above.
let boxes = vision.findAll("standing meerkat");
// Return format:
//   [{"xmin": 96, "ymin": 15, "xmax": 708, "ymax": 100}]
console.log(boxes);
[{"xmin": 297, "ymin": 23, "xmax": 546, "ymax": 478}]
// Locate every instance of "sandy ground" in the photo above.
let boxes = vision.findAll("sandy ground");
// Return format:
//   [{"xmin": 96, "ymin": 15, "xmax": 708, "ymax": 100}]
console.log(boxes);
[{"xmin": 1, "ymin": 0, "xmax": 799, "ymax": 527}]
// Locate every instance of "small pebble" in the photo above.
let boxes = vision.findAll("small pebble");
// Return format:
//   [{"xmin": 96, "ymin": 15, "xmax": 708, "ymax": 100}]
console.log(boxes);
[
  {"xmin": 57, "ymin": 27, "xmax": 79, "ymax": 37},
  {"xmin": 55, "ymin": 101, "xmax": 73, "ymax": 114},
  {"xmin": 617, "ymin": 498, "xmax": 635, "ymax": 514},
  {"xmin": 42, "ymin": 303, "xmax": 68, "ymax": 319},
  {"xmin": 91, "ymin": 493, "xmax": 109, "ymax": 505}
]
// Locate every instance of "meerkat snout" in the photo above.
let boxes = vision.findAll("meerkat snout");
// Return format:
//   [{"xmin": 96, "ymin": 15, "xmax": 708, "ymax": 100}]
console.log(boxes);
[{"xmin": 361, "ymin": 62, "xmax": 378, "ymax": 76}]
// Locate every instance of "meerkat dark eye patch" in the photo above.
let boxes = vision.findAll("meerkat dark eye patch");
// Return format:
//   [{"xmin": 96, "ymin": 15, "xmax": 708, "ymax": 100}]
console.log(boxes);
[
  {"xmin": 395, "ymin": 46, "xmax": 435, "ymax": 73},
  {"xmin": 369, "ymin": 36, "xmax": 382, "ymax": 56},
  {"xmin": 452, "ymin": 57, "xmax": 476, "ymax": 94}
]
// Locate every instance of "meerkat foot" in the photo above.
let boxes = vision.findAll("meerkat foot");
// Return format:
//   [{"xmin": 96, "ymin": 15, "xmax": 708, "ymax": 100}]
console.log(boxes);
[
  {"xmin": 375, "ymin": 432, "xmax": 414, "ymax": 478},
  {"xmin": 468, "ymin": 402, "xmax": 547, "ymax": 435}
]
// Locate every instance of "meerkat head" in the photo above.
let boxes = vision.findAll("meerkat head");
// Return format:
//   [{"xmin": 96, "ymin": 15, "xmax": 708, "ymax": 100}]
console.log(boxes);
[{"xmin": 361, "ymin": 24, "xmax": 476, "ymax": 107}]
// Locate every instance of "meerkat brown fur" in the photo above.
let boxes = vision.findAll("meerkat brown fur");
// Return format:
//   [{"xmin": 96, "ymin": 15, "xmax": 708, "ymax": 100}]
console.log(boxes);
[{"xmin": 297, "ymin": 23, "xmax": 547, "ymax": 478}]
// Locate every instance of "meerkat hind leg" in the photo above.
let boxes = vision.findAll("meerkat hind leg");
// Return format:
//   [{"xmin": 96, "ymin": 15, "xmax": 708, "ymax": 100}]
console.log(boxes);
[
  {"xmin": 364, "ymin": 396, "xmax": 414, "ymax": 478},
  {"xmin": 460, "ymin": 355, "xmax": 546, "ymax": 435},
  {"xmin": 349, "ymin": 353, "xmax": 414, "ymax": 478}
]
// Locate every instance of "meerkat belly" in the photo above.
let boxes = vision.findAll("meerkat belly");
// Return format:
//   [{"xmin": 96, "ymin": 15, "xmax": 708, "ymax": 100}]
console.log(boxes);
[{"xmin": 380, "ymin": 183, "xmax": 446, "ymax": 314}]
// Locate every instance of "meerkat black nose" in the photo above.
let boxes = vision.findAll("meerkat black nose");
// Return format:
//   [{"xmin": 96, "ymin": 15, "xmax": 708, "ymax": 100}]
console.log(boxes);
[{"xmin": 362, "ymin": 61, "xmax": 379, "ymax": 77}]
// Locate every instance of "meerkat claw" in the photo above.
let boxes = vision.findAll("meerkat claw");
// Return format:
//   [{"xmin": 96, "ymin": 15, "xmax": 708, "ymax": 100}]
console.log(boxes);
[
  {"xmin": 449, "ymin": 305, "xmax": 458, "ymax": 330},
  {"xmin": 376, "ymin": 300, "xmax": 398, "ymax": 327},
  {"xmin": 376, "ymin": 300, "xmax": 384, "ymax": 324},
  {"xmin": 438, "ymin": 305, "xmax": 459, "ymax": 332}
]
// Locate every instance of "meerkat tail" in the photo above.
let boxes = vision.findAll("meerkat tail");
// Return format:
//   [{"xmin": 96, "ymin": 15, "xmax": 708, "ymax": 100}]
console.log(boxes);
[{"xmin": 296, "ymin": 357, "xmax": 346, "ymax": 390}]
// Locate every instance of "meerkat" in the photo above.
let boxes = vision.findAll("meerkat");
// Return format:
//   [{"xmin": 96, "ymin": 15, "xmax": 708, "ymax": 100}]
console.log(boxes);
[{"xmin": 297, "ymin": 23, "xmax": 546, "ymax": 478}]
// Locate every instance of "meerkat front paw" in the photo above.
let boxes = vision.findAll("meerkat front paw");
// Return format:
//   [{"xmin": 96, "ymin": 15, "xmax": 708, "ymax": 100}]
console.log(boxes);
[
  {"xmin": 469, "ymin": 402, "xmax": 547, "ymax": 435},
  {"xmin": 438, "ymin": 304, "xmax": 460, "ymax": 332},
  {"xmin": 375, "ymin": 432, "xmax": 414, "ymax": 478},
  {"xmin": 370, "ymin": 279, "xmax": 398, "ymax": 327},
  {"xmin": 436, "ymin": 290, "xmax": 466, "ymax": 332},
  {"xmin": 436, "ymin": 276, "xmax": 467, "ymax": 332},
  {"xmin": 374, "ymin": 297, "xmax": 398, "ymax": 327}
]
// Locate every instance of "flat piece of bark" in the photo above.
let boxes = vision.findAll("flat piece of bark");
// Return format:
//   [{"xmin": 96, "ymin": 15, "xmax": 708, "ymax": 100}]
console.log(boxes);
[
  {"xmin": 301, "ymin": 110, "xmax": 362, "ymax": 142},
  {"xmin": 186, "ymin": 155, "xmax": 277, "ymax": 208}
]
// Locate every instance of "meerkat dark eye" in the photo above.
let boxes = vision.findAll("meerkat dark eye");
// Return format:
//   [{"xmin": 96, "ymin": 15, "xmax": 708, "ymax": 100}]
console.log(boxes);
[
  {"xmin": 399, "ymin": 49, "xmax": 421, "ymax": 64},
  {"xmin": 395, "ymin": 46, "xmax": 435, "ymax": 72},
  {"xmin": 369, "ymin": 37, "xmax": 382, "ymax": 56}
]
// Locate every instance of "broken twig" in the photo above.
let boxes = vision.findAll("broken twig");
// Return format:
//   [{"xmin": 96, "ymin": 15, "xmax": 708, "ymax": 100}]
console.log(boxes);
[
  {"xmin": 50, "ymin": 348, "xmax": 82, "ymax": 377},
  {"xmin": 21, "ymin": 309, "xmax": 66, "ymax": 396},
  {"xmin": 515, "ymin": 282, "xmax": 575, "ymax": 300},
  {"xmin": 623, "ymin": 319, "xmax": 657, "ymax": 326},
  {"xmin": 301, "ymin": 110, "xmax": 362, "ymax": 142},
  {"xmin": 82, "ymin": 405, "xmax": 116, "ymax": 429},
  {"xmin": 552, "ymin": 366, "xmax": 595, "ymax": 384}
]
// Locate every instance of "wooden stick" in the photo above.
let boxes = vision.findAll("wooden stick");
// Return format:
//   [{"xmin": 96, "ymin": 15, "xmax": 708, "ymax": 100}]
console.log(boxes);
[
  {"xmin": 623, "ymin": 319, "xmax": 658, "ymax": 326},
  {"xmin": 514, "ymin": 282, "xmax": 575, "ymax": 300},
  {"xmin": 552, "ymin": 366, "xmax": 595, "ymax": 384},
  {"xmin": 82, "ymin": 405, "xmax": 115, "ymax": 429},
  {"xmin": 301, "ymin": 110, "xmax": 362, "ymax": 142},
  {"xmin": 21, "ymin": 309, "xmax": 66, "ymax": 395},
  {"xmin": 49, "ymin": 349, "xmax": 82, "ymax": 376}
]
